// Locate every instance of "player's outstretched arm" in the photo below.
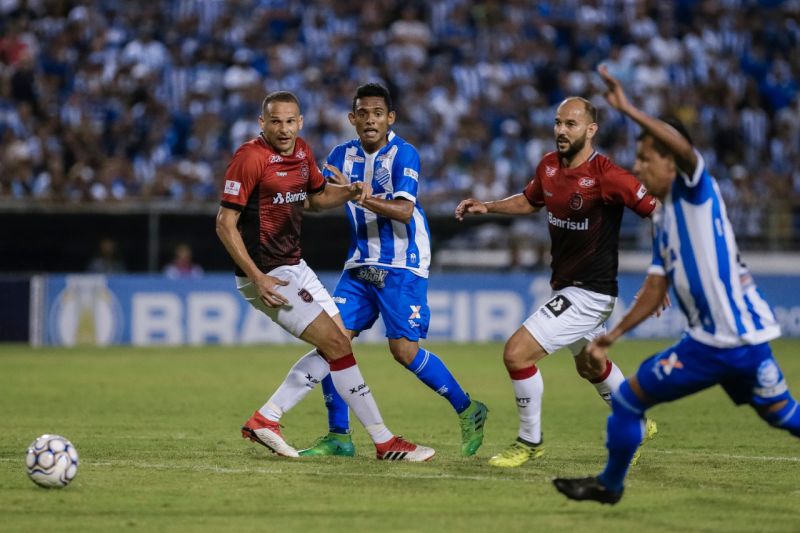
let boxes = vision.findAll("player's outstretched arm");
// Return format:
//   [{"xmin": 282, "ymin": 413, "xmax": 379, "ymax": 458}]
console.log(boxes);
[
  {"xmin": 598, "ymin": 65, "xmax": 696, "ymax": 175},
  {"xmin": 608, "ymin": 274, "xmax": 669, "ymax": 342},
  {"xmin": 307, "ymin": 180, "xmax": 371, "ymax": 210},
  {"xmin": 455, "ymin": 193, "xmax": 538, "ymax": 221}
]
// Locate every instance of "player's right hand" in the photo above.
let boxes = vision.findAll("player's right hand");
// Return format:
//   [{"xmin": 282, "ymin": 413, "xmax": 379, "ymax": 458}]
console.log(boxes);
[
  {"xmin": 597, "ymin": 65, "xmax": 631, "ymax": 113},
  {"xmin": 454, "ymin": 198, "xmax": 488, "ymax": 221},
  {"xmin": 256, "ymin": 274, "xmax": 290, "ymax": 307},
  {"xmin": 586, "ymin": 335, "xmax": 613, "ymax": 360}
]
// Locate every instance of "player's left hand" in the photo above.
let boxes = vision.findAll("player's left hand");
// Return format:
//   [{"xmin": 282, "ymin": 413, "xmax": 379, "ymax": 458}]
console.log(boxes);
[
  {"xmin": 349, "ymin": 180, "xmax": 372, "ymax": 205},
  {"xmin": 597, "ymin": 65, "xmax": 631, "ymax": 113},
  {"xmin": 586, "ymin": 334, "xmax": 613, "ymax": 360}
]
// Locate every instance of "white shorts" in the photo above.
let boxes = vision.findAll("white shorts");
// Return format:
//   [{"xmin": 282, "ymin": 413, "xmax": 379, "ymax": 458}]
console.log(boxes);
[
  {"xmin": 523, "ymin": 286, "xmax": 616, "ymax": 356},
  {"xmin": 236, "ymin": 259, "xmax": 339, "ymax": 338}
]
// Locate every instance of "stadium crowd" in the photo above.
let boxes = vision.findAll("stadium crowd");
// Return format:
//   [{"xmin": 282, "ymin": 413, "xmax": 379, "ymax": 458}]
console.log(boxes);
[{"xmin": 0, "ymin": 0, "xmax": 798, "ymax": 247}]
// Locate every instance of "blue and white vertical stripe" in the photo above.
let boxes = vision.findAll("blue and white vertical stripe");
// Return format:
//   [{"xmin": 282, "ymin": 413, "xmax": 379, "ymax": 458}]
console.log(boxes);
[
  {"xmin": 325, "ymin": 131, "xmax": 431, "ymax": 278},
  {"xmin": 648, "ymin": 151, "xmax": 780, "ymax": 348}
]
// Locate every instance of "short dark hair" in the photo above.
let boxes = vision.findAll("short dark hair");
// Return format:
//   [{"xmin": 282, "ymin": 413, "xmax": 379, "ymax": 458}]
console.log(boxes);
[
  {"xmin": 636, "ymin": 117, "xmax": 694, "ymax": 156},
  {"xmin": 352, "ymin": 83, "xmax": 393, "ymax": 112},
  {"xmin": 561, "ymin": 96, "xmax": 598, "ymax": 123},
  {"xmin": 262, "ymin": 91, "xmax": 301, "ymax": 115}
]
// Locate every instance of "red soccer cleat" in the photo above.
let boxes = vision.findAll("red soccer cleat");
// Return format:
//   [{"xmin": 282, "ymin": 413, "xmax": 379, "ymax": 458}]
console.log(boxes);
[
  {"xmin": 241, "ymin": 410, "xmax": 299, "ymax": 458},
  {"xmin": 375, "ymin": 436, "xmax": 435, "ymax": 462}
]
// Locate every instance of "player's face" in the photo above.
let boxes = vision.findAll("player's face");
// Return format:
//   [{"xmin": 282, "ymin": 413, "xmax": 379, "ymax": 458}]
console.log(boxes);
[
  {"xmin": 349, "ymin": 96, "xmax": 396, "ymax": 152},
  {"xmin": 259, "ymin": 101, "xmax": 304, "ymax": 156},
  {"xmin": 553, "ymin": 101, "xmax": 597, "ymax": 160},
  {"xmin": 633, "ymin": 137, "xmax": 675, "ymax": 199}
]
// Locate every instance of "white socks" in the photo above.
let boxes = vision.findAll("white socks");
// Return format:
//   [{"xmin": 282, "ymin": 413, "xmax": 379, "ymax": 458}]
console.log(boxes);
[
  {"xmin": 590, "ymin": 360, "xmax": 625, "ymax": 407},
  {"xmin": 259, "ymin": 349, "xmax": 329, "ymax": 421},
  {"xmin": 329, "ymin": 354, "xmax": 393, "ymax": 444},
  {"xmin": 510, "ymin": 365, "xmax": 544, "ymax": 444}
]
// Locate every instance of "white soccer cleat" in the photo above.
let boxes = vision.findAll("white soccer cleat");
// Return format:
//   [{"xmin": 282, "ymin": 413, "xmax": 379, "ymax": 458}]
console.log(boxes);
[
  {"xmin": 375, "ymin": 436, "xmax": 435, "ymax": 462},
  {"xmin": 241, "ymin": 411, "xmax": 299, "ymax": 458}
]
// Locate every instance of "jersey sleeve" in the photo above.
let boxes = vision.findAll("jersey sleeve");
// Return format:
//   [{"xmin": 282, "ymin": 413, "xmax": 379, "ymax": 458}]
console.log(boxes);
[
  {"xmin": 391, "ymin": 144, "xmax": 420, "ymax": 203},
  {"xmin": 522, "ymin": 161, "xmax": 545, "ymax": 207},
  {"xmin": 600, "ymin": 159, "xmax": 657, "ymax": 218},
  {"xmin": 678, "ymin": 149, "xmax": 706, "ymax": 188},
  {"xmin": 220, "ymin": 144, "xmax": 262, "ymax": 211},
  {"xmin": 306, "ymin": 145, "xmax": 326, "ymax": 195}
]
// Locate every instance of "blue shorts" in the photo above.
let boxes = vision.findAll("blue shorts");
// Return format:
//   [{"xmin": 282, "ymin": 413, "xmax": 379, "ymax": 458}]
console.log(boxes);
[
  {"xmin": 636, "ymin": 335, "xmax": 790, "ymax": 408},
  {"xmin": 333, "ymin": 266, "xmax": 429, "ymax": 341}
]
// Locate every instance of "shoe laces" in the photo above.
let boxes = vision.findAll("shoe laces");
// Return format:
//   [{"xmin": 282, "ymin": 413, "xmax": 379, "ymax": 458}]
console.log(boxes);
[{"xmin": 381, "ymin": 436, "xmax": 416, "ymax": 453}]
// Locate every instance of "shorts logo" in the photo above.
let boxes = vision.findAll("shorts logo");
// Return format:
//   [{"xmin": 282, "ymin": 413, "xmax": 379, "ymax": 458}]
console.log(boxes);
[
  {"xmin": 224, "ymin": 180, "xmax": 241, "ymax": 195},
  {"xmin": 658, "ymin": 352, "xmax": 683, "ymax": 376},
  {"xmin": 569, "ymin": 193, "xmax": 583, "ymax": 210},
  {"xmin": 356, "ymin": 266, "xmax": 388, "ymax": 288},
  {"xmin": 579, "ymin": 177, "xmax": 595, "ymax": 188},
  {"xmin": 297, "ymin": 288, "xmax": 313, "ymax": 303},
  {"xmin": 409, "ymin": 305, "xmax": 421, "ymax": 319},
  {"xmin": 544, "ymin": 295, "xmax": 571, "ymax": 317}
]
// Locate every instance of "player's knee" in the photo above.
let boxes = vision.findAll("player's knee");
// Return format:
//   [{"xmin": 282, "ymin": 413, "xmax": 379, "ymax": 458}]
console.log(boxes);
[
  {"xmin": 760, "ymin": 397, "xmax": 800, "ymax": 438},
  {"xmin": 389, "ymin": 344, "xmax": 417, "ymax": 366},
  {"xmin": 502, "ymin": 336, "xmax": 537, "ymax": 371},
  {"xmin": 323, "ymin": 332, "xmax": 352, "ymax": 360},
  {"xmin": 574, "ymin": 348, "xmax": 607, "ymax": 381}
]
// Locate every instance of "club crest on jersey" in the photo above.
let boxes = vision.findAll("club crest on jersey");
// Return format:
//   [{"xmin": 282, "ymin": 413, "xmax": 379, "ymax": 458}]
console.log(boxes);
[
  {"xmin": 297, "ymin": 288, "xmax": 313, "ymax": 303},
  {"xmin": 300, "ymin": 162, "xmax": 310, "ymax": 179},
  {"xmin": 578, "ymin": 177, "xmax": 595, "ymax": 188},
  {"xmin": 569, "ymin": 193, "xmax": 583, "ymax": 210},
  {"xmin": 374, "ymin": 166, "xmax": 391, "ymax": 187}
]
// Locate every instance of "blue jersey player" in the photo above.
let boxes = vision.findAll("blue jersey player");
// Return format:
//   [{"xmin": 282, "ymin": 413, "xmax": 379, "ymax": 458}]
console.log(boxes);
[
  {"xmin": 554, "ymin": 66, "xmax": 799, "ymax": 504},
  {"xmin": 299, "ymin": 83, "xmax": 489, "ymax": 457}
]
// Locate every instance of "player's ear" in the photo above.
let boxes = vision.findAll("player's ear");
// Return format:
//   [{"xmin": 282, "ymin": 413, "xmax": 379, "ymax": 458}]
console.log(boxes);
[
  {"xmin": 387, "ymin": 110, "xmax": 396, "ymax": 126},
  {"xmin": 348, "ymin": 112, "xmax": 356, "ymax": 125},
  {"xmin": 298, "ymin": 114, "xmax": 304, "ymax": 131},
  {"xmin": 586, "ymin": 122, "xmax": 598, "ymax": 140}
]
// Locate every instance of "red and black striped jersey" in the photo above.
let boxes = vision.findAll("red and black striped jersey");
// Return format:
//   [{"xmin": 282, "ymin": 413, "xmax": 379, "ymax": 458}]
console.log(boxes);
[{"xmin": 220, "ymin": 135, "xmax": 325, "ymax": 275}]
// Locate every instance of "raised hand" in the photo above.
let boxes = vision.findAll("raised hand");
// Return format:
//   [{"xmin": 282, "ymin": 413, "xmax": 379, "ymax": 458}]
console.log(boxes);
[
  {"xmin": 597, "ymin": 65, "xmax": 631, "ymax": 113},
  {"xmin": 323, "ymin": 163, "xmax": 349, "ymax": 186}
]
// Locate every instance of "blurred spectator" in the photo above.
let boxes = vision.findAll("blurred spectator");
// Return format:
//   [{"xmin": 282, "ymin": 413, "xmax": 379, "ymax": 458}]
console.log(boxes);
[
  {"xmin": 0, "ymin": 0, "xmax": 797, "ymax": 249},
  {"xmin": 87, "ymin": 238, "xmax": 127, "ymax": 274},
  {"xmin": 163, "ymin": 243, "xmax": 203, "ymax": 279}
]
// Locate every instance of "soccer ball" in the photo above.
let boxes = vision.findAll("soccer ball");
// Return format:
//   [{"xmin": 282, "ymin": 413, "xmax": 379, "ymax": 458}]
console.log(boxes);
[{"xmin": 25, "ymin": 434, "xmax": 79, "ymax": 488}]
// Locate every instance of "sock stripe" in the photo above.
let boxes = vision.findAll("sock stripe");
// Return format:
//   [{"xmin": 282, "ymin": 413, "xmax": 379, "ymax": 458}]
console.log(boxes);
[
  {"xmin": 589, "ymin": 360, "xmax": 613, "ymax": 384},
  {"xmin": 509, "ymin": 365, "xmax": 538, "ymax": 380},
  {"xmin": 329, "ymin": 353, "xmax": 356, "ymax": 371},
  {"xmin": 412, "ymin": 350, "xmax": 430, "ymax": 375},
  {"xmin": 778, "ymin": 401, "xmax": 798, "ymax": 426}
]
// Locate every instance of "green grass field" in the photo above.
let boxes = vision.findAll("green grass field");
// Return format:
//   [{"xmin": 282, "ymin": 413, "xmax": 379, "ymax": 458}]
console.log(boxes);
[{"xmin": 1, "ymin": 339, "xmax": 798, "ymax": 532}]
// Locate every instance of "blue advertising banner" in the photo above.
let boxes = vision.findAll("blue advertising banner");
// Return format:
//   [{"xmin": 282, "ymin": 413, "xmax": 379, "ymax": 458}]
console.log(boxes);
[{"xmin": 36, "ymin": 272, "xmax": 800, "ymax": 346}]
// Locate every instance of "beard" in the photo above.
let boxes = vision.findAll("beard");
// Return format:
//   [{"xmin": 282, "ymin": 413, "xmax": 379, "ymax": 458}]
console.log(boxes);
[{"xmin": 556, "ymin": 132, "xmax": 587, "ymax": 160}]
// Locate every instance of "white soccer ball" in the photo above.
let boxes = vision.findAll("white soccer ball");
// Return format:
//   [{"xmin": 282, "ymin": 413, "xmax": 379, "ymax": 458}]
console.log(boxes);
[{"xmin": 25, "ymin": 434, "xmax": 79, "ymax": 488}]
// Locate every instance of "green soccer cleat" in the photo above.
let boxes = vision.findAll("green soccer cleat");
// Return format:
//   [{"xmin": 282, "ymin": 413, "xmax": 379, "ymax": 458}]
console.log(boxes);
[
  {"xmin": 488, "ymin": 437, "xmax": 544, "ymax": 468},
  {"xmin": 630, "ymin": 418, "xmax": 658, "ymax": 466},
  {"xmin": 459, "ymin": 399, "xmax": 489, "ymax": 456},
  {"xmin": 298, "ymin": 432, "xmax": 356, "ymax": 457}
]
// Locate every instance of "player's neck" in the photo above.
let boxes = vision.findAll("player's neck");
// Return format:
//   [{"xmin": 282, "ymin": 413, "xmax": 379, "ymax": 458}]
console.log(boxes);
[
  {"xmin": 360, "ymin": 138, "xmax": 388, "ymax": 155},
  {"xmin": 561, "ymin": 145, "xmax": 594, "ymax": 169}
]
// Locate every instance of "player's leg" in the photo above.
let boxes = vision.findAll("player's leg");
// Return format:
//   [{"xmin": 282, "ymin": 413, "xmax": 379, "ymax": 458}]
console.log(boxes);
[
  {"xmin": 378, "ymin": 269, "xmax": 488, "ymax": 456},
  {"xmin": 722, "ymin": 342, "xmax": 800, "ymax": 438},
  {"xmin": 555, "ymin": 336, "xmax": 721, "ymax": 503},
  {"xmin": 488, "ymin": 325, "xmax": 547, "ymax": 467},
  {"xmin": 301, "ymin": 269, "xmax": 379, "ymax": 456},
  {"xmin": 300, "ymin": 312, "xmax": 434, "ymax": 461}
]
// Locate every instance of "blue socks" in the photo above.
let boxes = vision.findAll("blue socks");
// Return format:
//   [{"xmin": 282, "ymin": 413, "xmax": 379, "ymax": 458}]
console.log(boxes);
[
  {"xmin": 406, "ymin": 348, "xmax": 472, "ymax": 414},
  {"xmin": 321, "ymin": 374, "xmax": 349, "ymax": 434},
  {"xmin": 598, "ymin": 381, "xmax": 646, "ymax": 493},
  {"xmin": 321, "ymin": 347, "xmax": 472, "ymax": 433},
  {"xmin": 762, "ymin": 396, "xmax": 800, "ymax": 437}
]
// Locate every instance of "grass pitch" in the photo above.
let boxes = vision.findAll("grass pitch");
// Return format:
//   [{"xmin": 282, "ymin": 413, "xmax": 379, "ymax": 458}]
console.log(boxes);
[{"xmin": 1, "ymin": 339, "xmax": 798, "ymax": 532}]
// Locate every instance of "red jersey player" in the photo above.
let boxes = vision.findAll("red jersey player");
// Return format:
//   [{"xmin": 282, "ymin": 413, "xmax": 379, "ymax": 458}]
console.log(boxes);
[
  {"xmin": 455, "ymin": 97, "xmax": 660, "ymax": 467},
  {"xmin": 216, "ymin": 91, "xmax": 434, "ymax": 461}
]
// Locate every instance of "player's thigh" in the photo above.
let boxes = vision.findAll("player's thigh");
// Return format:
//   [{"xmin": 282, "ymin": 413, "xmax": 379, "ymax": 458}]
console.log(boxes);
[
  {"xmin": 296, "ymin": 259, "xmax": 339, "ymax": 318},
  {"xmin": 375, "ymin": 269, "xmax": 429, "ymax": 341},
  {"xmin": 235, "ymin": 264, "xmax": 325, "ymax": 338},
  {"xmin": 635, "ymin": 336, "xmax": 724, "ymax": 404},
  {"xmin": 719, "ymin": 342, "xmax": 791, "ymax": 408},
  {"xmin": 299, "ymin": 311, "xmax": 351, "ymax": 358},
  {"xmin": 332, "ymin": 269, "xmax": 380, "ymax": 333},
  {"xmin": 523, "ymin": 287, "xmax": 615, "ymax": 356}
]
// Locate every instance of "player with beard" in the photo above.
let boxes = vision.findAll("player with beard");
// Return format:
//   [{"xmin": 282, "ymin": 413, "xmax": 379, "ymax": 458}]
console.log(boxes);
[{"xmin": 456, "ymin": 97, "xmax": 660, "ymax": 467}]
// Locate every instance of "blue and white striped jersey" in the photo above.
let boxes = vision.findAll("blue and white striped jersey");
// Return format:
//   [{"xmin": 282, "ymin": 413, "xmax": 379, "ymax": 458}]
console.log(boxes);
[
  {"xmin": 648, "ymin": 151, "xmax": 780, "ymax": 348},
  {"xmin": 324, "ymin": 131, "xmax": 431, "ymax": 278}
]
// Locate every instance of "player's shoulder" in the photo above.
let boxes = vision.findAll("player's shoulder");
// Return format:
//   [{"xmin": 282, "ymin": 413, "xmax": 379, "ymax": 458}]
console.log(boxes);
[
  {"xmin": 589, "ymin": 152, "xmax": 630, "ymax": 178},
  {"xmin": 236, "ymin": 136, "xmax": 267, "ymax": 154},
  {"xmin": 534, "ymin": 152, "xmax": 559, "ymax": 175},
  {"xmin": 389, "ymin": 133, "xmax": 420, "ymax": 163}
]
